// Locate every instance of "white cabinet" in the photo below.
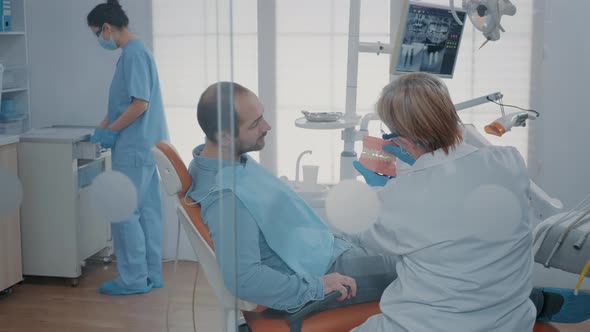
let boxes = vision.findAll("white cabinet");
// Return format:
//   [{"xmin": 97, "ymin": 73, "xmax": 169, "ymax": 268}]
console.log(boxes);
[
  {"xmin": 18, "ymin": 127, "xmax": 111, "ymax": 281},
  {"xmin": 0, "ymin": 140, "xmax": 22, "ymax": 291},
  {"xmin": 0, "ymin": 0, "xmax": 30, "ymax": 135}
]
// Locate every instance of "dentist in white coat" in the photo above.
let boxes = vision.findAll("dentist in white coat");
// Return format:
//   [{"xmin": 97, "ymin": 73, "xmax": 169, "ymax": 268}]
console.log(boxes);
[{"xmin": 351, "ymin": 73, "xmax": 536, "ymax": 331}]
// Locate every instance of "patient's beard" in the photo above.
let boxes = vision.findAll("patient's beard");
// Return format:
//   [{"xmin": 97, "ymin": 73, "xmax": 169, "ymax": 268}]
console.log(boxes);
[{"xmin": 236, "ymin": 136, "xmax": 265, "ymax": 155}]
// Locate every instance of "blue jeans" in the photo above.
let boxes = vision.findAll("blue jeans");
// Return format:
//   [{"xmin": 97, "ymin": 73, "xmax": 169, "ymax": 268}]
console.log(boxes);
[
  {"xmin": 317, "ymin": 245, "xmax": 545, "ymax": 317},
  {"xmin": 320, "ymin": 245, "xmax": 398, "ymax": 310}
]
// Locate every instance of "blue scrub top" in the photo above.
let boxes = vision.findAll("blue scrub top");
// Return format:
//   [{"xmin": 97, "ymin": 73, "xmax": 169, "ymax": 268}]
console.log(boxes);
[{"xmin": 107, "ymin": 39, "xmax": 169, "ymax": 167}]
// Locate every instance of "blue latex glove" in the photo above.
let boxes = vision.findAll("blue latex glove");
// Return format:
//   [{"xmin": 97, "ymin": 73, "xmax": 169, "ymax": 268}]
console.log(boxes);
[
  {"xmin": 99, "ymin": 128, "xmax": 119, "ymax": 149},
  {"xmin": 382, "ymin": 132, "xmax": 417, "ymax": 166},
  {"xmin": 382, "ymin": 132, "xmax": 398, "ymax": 141},
  {"xmin": 383, "ymin": 144, "xmax": 416, "ymax": 166},
  {"xmin": 353, "ymin": 160, "xmax": 391, "ymax": 187},
  {"xmin": 89, "ymin": 127, "xmax": 104, "ymax": 144}
]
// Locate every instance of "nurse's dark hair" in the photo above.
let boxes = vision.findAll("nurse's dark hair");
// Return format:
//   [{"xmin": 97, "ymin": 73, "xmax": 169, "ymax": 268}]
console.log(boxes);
[
  {"xmin": 197, "ymin": 82, "xmax": 251, "ymax": 143},
  {"xmin": 87, "ymin": 0, "xmax": 129, "ymax": 29}
]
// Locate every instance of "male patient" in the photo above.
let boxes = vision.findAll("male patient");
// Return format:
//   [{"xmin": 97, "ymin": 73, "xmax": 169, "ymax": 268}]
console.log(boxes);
[{"xmin": 187, "ymin": 81, "xmax": 590, "ymax": 323}]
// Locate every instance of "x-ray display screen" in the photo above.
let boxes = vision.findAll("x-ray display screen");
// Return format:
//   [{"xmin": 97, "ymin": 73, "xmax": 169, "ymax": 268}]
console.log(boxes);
[{"xmin": 395, "ymin": 3, "xmax": 466, "ymax": 78}]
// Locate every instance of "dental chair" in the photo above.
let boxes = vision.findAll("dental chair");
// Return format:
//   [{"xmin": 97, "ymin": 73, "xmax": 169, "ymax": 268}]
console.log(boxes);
[
  {"xmin": 152, "ymin": 141, "xmax": 380, "ymax": 332},
  {"xmin": 151, "ymin": 141, "xmax": 559, "ymax": 332}
]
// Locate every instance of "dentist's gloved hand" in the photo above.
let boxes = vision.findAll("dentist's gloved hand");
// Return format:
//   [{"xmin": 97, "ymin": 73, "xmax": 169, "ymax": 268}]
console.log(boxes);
[
  {"xmin": 382, "ymin": 133, "xmax": 417, "ymax": 166},
  {"xmin": 99, "ymin": 128, "xmax": 119, "ymax": 149},
  {"xmin": 353, "ymin": 160, "xmax": 391, "ymax": 187},
  {"xmin": 383, "ymin": 144, "xmax": 416, "ymax": 166},
  {"xmin": 89, "ymin": 127, "xmax": 104, "ymax": 144}
]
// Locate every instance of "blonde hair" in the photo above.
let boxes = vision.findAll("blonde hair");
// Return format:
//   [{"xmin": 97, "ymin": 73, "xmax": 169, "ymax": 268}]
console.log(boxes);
[{"xmin": 377, "ymin": 72, "xmax": 463, "ymax": 154}]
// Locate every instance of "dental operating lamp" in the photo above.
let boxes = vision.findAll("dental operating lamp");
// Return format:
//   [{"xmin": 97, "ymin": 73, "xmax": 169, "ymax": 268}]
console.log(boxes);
[{"xmin": 450, "ymin": 0, "xmax": 517, "ymax": 46}]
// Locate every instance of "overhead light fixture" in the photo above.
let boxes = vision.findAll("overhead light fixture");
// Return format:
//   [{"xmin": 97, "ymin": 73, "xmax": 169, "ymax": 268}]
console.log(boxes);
[{"xmin": 450, "ymin": 0, "xmax": 516, "ymax": 47}]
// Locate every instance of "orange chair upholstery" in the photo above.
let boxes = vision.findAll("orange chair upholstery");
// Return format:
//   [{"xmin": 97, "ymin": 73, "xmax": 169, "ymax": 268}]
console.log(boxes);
[
  {"xmin": 243, "ymin": 301, "xmax": 379, "ymax": 332},
  {"xmin": 153, "ymin": 141, "xmax": 381, "ymax": 332},
  {"xmin": 534, "ymin": 322, "xmax": 560, "ymax": 332}
]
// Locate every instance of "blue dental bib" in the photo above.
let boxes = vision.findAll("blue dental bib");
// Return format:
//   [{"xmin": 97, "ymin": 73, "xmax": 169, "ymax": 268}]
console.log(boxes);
[{"xmin": 215, "ymin": 156, "xmax": 334, "ymax": 277}]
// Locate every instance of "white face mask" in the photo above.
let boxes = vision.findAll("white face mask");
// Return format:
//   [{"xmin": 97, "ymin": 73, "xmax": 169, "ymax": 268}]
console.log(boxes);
[{"xmin": 97, "ymin": 25, "xmax": 118, "ymax": 50}]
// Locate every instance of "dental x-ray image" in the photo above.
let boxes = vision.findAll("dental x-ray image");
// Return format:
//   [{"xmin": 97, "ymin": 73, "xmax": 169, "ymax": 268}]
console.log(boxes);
[{"xmin": 395, "ymin": 3, "xmax": 466, "ymax": 78}]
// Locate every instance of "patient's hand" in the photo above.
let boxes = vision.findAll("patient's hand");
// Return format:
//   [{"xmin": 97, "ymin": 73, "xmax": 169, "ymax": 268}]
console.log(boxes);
[{"xmin": 322, "ymin": 273, "xmax": 357, "ymax": 301}]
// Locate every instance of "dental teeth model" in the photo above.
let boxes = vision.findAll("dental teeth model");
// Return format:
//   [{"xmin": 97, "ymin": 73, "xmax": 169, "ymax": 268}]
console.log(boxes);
[{"xmin": 359, "ymin": 136, "xmax": 397, "ymax": 177}]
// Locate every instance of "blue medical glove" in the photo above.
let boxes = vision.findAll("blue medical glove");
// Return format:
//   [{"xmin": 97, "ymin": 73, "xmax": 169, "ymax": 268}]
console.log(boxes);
[
  {"xmin": 353, "ymin": 160, "xmax": 391, "ymax": 187},
  {"xmin": 383, "ymin": 144, "xmax": 416, "ymax": 166},
  {"xmin": 99, "ymin": 128, "xmax": 119, "ymax": 149},
  {"xmin": 89, "ymin": 127, "xmax": 104, "ymax": 144},
  {"xmin": 382, "ymin": 132, "xmax": 399, "ymax": 141}
]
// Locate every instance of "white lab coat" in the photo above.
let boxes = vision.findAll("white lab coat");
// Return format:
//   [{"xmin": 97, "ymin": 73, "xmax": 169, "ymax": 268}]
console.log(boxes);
[{"xmin": 350, "ymin": 143, "xmax": 536, "ymax": 332}]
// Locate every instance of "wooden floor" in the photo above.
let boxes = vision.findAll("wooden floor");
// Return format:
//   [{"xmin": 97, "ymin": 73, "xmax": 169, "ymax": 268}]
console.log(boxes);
[
  {"xmin": 0, "ymin": 260, "xmax": 222, "ymax": 332},
  {"xmin": 0, "ymin": 260, "xmax": 589, "ymax": 332}
]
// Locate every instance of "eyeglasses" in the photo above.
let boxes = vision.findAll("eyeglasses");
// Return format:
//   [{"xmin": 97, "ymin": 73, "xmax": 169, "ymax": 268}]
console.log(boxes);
[{"xmin": 94, "ymin": 26, "xmax": 103, "ymax": 38}]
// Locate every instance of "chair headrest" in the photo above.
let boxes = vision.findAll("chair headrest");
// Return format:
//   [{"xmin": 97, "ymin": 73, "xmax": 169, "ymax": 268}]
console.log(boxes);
[
  {"xmin": 152, "ymin": 141, "xmax": 215, "ymax": 250},
  {"xmin": 152, "ymin": 141, "xmax": 193, "ymax": 196}
]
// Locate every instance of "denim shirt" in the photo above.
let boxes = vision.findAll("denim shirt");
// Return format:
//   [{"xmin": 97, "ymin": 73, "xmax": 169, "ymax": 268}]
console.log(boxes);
[{"xmin": 187, "ymin": 145, "xmax": 351, "ymax": 311}]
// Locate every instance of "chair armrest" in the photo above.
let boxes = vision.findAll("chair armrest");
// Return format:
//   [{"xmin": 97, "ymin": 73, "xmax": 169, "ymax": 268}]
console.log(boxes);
[{"xmin": 286, "ymin": 286, "xmax": 350, "ymax": 332}]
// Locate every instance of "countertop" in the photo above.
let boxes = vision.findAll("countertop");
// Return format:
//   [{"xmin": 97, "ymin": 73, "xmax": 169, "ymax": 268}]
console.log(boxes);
[
  {"xmin": 19, "ymin": 126, "xmax": 93, "ymax": 143},
  {"xmin": 0, "ymin": 134, "xmax": 19, "ymax": 147}
]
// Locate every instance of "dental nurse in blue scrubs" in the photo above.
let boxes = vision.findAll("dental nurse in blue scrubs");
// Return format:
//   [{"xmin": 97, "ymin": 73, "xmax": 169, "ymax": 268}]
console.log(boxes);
[{"xmin": 87, "ymin": 0, "xmax": 169, "ymax": 295}]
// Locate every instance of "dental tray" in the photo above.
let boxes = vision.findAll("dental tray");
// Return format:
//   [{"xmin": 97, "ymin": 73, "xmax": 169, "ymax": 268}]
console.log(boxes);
[{"xmin": 301, "ymin": 111, "xmax": 343, "ymax": 122}]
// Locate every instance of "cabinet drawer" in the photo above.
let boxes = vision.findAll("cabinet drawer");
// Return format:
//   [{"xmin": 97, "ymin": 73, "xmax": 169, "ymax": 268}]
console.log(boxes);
[
  {"xmin": 77, "ymin": 158, "xmax": 104, "ymax": 189},
  {"xmin": 73, "ymin": 142, "xmax": 101, "ymax": 160}
]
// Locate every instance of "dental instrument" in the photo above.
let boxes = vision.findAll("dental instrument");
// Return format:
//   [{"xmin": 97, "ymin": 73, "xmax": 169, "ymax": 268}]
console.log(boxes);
[
  {"xmin": 484, "ymin": 110, "xmax": 539, "ymax": 136},
  {"xmin": 543, "ymin": 210, "xmax": 590, "ymax": 268},
  {"xmin": 483, "ymin": 97, "xmax": 540, "ymax": 136},
  {"xmin": 534, "ymin": 192, "xmax": 590, "ymax": 282},
  {"xmin": 573, "ymin": 228, "xmax": 590, "ymax": 250},
  {"xmin": 533, "ymin": 192, "xmax": 590, "ymax": 257}
]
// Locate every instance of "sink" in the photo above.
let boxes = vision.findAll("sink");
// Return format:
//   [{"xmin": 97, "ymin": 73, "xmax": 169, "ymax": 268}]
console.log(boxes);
[{"xmin": 284, "ymin": 180, "xmax": 330, "ymax": 207}]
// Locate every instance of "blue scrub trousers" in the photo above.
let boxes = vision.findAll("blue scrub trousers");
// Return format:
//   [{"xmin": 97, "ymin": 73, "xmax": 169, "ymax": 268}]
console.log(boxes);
[{"xmin": 111, "ymin": 162, "xmax": 163, "ymax": 289}]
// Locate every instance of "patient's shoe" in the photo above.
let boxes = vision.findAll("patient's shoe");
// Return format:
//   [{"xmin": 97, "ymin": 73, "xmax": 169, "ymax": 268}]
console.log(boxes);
[
  {"xmin": 148, "ymin": 278, "xmax": 164, "ymax": 288},
  {"xmin": 98, "ymin": 277, "xmax": 152, "ymax": 295},
  {"xmin": 538, "ymin": 288, "xmax": 590, "ymax": 323}
]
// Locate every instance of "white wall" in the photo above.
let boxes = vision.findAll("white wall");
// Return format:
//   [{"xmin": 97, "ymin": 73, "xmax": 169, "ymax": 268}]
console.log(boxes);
[
  {"xmin": 529, "ymin": 0, "xmax": 590, "ymax": 288},
  {"xmin": 26, "ymin": 0, "xmax": 152, "ymax": 128}
]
